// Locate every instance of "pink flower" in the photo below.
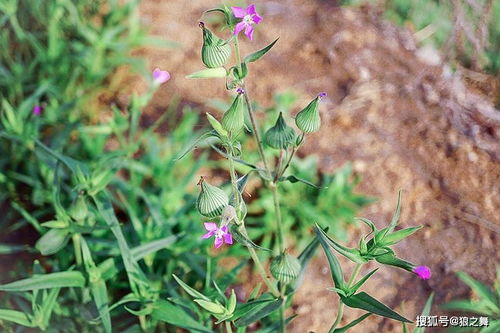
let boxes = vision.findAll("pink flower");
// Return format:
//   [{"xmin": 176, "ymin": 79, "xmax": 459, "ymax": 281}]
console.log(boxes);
[
  {"xmin": 202, "ymin": 222, "xmax": 233, "ymax": 249},
  {"xmin": 413, "ymin": 266, "xmax": 431, "ymax": 280},
  {"xmin": 231, "ymin": 5, "xmax": 262, "ymax": 40},
  {"xmin": 152, "ymin": 68, "xmax": 170, "ymax": 85},
  {"xmin": 33, "ymin": 105, "xmax": 42, "ymax": 116}
]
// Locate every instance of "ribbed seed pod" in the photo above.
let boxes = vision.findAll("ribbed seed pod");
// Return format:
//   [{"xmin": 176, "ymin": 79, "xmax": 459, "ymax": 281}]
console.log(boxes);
[
  {"xmin": 69, "ymin": 196, "xmax": 88, "ymax": 222},
  {"xmin": 270, "ymin": 253, "xmax": 301, "ymax": 283},
  {"xmin": 197, "ymin": 177, "xmax": 229, "ymax": 218},
  {"xmin": 200, "ymin": 22, "xmax": 231, "ymax": 68},
  {"xmin": 295, "ymin": 93, "xmax": 326, "ymax": 133},
  {"xmin": 264, "ymin": 112, "xmax": 296, "ymax": 149},
  {"xmin": 221, "ymin": 93, "xmax": 244, "ymax": 134}
]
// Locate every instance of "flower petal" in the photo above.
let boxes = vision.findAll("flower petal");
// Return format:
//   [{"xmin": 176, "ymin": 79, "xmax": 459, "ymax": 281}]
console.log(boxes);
[
  {"xmin": 233, "ymin": 22, "xmax": 246, "ymax": 35},
  {"xmin": 244, "ymin": 25, "xmax": 254, "ymax": 40},
  {"xmin": 220, "ymin": 225, "xmax": 228, "ymax": 233},
  {"xmin": 231, "ymin": 6, "xmax": 246, "ymax": 18},
  {"xmin": 202, "ymin": 231, "xmax": 215, "ymax": 239},
  {"xmin": 252, "ymin": 13, "xmax": 262, "ymax": 24},
  {"xmin": 224, "ymin": 232, "xmax": 233, "ymax": 245},
  {"xmin": 246, "ymin": 4, "xmax": 257, "ymax": 15},
  {"xmin": 204, "ymin": 222, "xmax": 217, "ymax": 231},
  {"xmin": 214, "ymin": 237, "xmax": 223, "ymax": 248}
]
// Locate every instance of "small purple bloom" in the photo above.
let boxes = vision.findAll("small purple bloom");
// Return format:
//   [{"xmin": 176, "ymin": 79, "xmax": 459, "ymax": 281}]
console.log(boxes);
[
  {"xmin": 232, "ymin": 5, "xmax": 262, "ymax": 40},
  {"xmin": 318, "ymin": 92, "xmax": 327, "ymax": 99},
  {"xmin": 202, "ymin": 222, "xmax": 233, "ymax": 249},
  {"xmin": 236, "ymin": 88, "xmax": 245, "ymax": 95},
  {"xmin": 413, "ymin": 266, "xmax": 431, "ymax": 280},
  {"xmin": 152, "ymin": 68, "xmax": 171, "ymax": 85},
  {"xmin": 33, "ymin": 105, "xmax": 42, "ymax": 116}
]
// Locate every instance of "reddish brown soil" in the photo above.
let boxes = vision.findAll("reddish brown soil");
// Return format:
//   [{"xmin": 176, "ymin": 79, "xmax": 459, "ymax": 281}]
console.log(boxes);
[{"xmin": 135, "ymin": 0, "xmax": 499, "ymax": 332}]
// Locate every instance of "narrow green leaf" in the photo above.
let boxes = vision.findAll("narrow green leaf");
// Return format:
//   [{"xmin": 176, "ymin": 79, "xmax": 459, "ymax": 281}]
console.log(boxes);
[
  {"xmin": 131, "ymin": 234, "xmax": 180, "ymax": 261},
  {"xmin": 230, "ymin": 225, "xmax": 271, "ymax": 252},
  {"xmin": 341, "ymin": 292, "xmax": 411, "ymax": 323},
  {"xmin": 315, "ymin": 225, "xmax": 366, "ymax": 264},
  {"xmin": 349, "ymin": 268, "xmax": 379, "ymax": 295},
  {"xmin": 382, "ymin": 226, "xmax": 422, "ymax": 246},
  {"xmin": 39, "ymin": 287, "xmax": 60, "ymax": 329},
  {"xmin": 243, "ymin": 38, "xmax": 279, "ymax": 63},
  {"xmin": 332, "ymin": 313, "xmax": 371, "ymax": 333},
  {"xmin": 456, "ymin": 272, "xmax": 498, "ymax": 310},
  {"xmin": 234, "ymin": 297, "xmax": 283, "ymax": 327},
  {"xmin": 0, "ymin": 309, "xmax": 35, "ymax": 327},
  {"xmin": 172, "ymin": 274, "xmax": 211, "ymax": 302},
  {"xmin": 175, "ymin": 131, "xmax": 217, "ymax": 160},
  {"xmin": 387, "ymin": 190, "xmax": 402, "ymax": 233},
  {"xmin": 289, "ymin": 231, "xmax": 323, "ymax": 294},
  {"xmin": 314, "ymin": 224, "xmax": 345, "ymax": 290},
  {"xmin": 151, "ymin": 300, "xmax": 212, "ymax": 332},
  {"xmin": 206, "ymin": 113, "xmax": 228, "ymax": 138},
  {"xmin": 282, "ymin": 175, "xmax": 322, "ymax": 188},
  {"xmin": 186, "ymin": 67, "xmax": 227, "ymax": 79},
  {"xmin": 0, "ymin": 271, "xmax": 85, "ymax": 291},
  {"xmin": 254, "ymin": 314, "xmax": 298, "ymax": 333},
  {"xmin": 440, "ymin": 300, "xmax": 492, "ymax": 316},
  {"xmin": 413, "ymin": 292, "xmax": 434, "ymax": 333}
]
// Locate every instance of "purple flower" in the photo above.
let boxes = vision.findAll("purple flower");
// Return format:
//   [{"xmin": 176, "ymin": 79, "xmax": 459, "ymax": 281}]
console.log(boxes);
[
  {"xmin": 318, "ymin": 92, "xmax": 328, "ymax": 99},
  {"xmin": 202, "ymin": 222, "xmax": 233, "ymax": 249},
  {"xmin": 33, "ymin": 105, "xmax": 42, "ymax": 116},
  {"xmin": 236, "ymin": 87, "xmax": 245, "ymax": 95},
  {"xmin": 413, "ymin": 266, "xmax": 431, "ymax": 280},
  {"xmin": 232, "ymin": 5, "xmax": 262, "ymax": 40},
  {"xmin": 152, "ymin": 68, "xmax": 171, "ymax": 85}
]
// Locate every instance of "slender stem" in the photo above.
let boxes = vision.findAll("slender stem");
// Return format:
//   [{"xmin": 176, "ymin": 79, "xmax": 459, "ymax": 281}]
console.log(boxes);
[
  {"xmin": 72, "ymin": 234, "xmax": 82, "ymax": 267},
  {"xmin": 227, "ymin": 148, "xmax": 241, "ymax": 214},
  {"xmin": 348, "ymin": 263, "xmax": 363, "ymax": 286},
  {"xmin": 225, "ymin": 321, "xmax": 233, "ymax": 333},
  {"xmin": 270, "ymin": 183, "xmax": 285, "ymax": 253},
  {"xmin": 329, "ymin": 263, "xmax": 363, "ymax": 332}
]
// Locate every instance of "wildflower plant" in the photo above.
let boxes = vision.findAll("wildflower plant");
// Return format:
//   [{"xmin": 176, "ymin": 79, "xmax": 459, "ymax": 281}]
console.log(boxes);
[{"xmin": 175, "ymin": 3, "xmax": 432, "ymax": 332}]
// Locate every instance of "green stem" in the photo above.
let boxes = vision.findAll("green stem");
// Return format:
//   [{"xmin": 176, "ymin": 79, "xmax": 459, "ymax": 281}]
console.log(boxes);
[
  {"xmin": 72, "ymin": 233, "xmax": 82, "ymax": 267},
  {"xmin": 329, "ymin": 263, "xmax": 363, "ymax": 333},
  {"xmin": 270, "ymin": 183, "xmax": 285, "ymax": 253},
  {"xmin": 227, "ymin": 149, "xmax": 241, "ymax": 215},
  {"xmin": 225, "ymin": 321, "xmax": 233, "ymax": 333}
]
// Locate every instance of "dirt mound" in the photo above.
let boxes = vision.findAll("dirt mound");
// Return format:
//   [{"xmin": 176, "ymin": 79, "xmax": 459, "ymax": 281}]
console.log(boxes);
[{"xmin": 137, "ymin": 0, "xmax": 499, "ymax": 331}]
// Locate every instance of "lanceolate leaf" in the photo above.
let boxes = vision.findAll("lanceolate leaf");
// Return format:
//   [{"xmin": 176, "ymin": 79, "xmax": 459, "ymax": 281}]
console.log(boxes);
[
  {"xmin": 332, "ymin": 313, "xmax": 371, "ymax": 333},
  {"xmin": 314, "ymin": 224, "xmax": 345, "ymax": 290},
  {"xmin": 0, "ymin": 271, "xmax": 85, "ymax": 291},
  {"xmin": 413, "ymin": 293, "xmax": 434, "ymax": 333},
  {"xmin": 151, "ymin": 300, "xmax": 212, "ymax": 333},
  {"xmin": 281, "ymin": 175, "xmax": 322, "ymax": 188},
  {"xmin": 456, "ymin": 272, "xmax": 498, "ymax": 310},
  {"xmin": 131, "ymin": 234, "xmax": 181, "ymax": 261},
  {"xmin": 172, "ymin": 274, "xmax": 211, "ymax": 302},
  {"xmin": 348, "ymin": 268, "xmax": 379, "ymax": 295},
  {"xmin": 316, "ymin": 226, "xmax": 366, "ymax": 264},
  {"xmin": 0, "ymin": 309, "xmax": 35, "ymax": 327},
  {"xmin": 243, "ymin": 38, "xmax": 279, "ymax": 63},
  {"xmin": 234, "ymin": 297, "xmax": 283, "ymax": 327},
  {"xmin": 289, "ymin": 231, "xmax": 324, "ymax": 294},
  {"xmin": 230, "ymin": 225, "xmax": 271, "ymax": 252},
  {"xmin": 176, "ymin": 131, "xmax": 218, "ymax": 160},
  {"xmin": 341, "ymin": 292, "xmax": 411, "ymax": 323}
]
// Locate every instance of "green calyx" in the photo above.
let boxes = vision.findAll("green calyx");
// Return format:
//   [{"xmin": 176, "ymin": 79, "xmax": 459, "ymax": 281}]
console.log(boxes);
[
  {"xmin": 221, "ymin": 93, "xmax": 245, "ymax": 134},
  {"xmin": 196, "ymin": 177, "xmax": 229, "ymax": 218},
  {"xmin": 200, "ymin": 22, "xmax": 231, "ymax": 68},
  {"xmin": 295, "ymin": 96, "xmax": 322, "ymax": 133},
  {"xmin": 270, "ymin": 252, "xmax": 301, "ymax": 283},
  {"xmin": 264, "ymin": 112, "xmax": 296, "ymax": 149}
]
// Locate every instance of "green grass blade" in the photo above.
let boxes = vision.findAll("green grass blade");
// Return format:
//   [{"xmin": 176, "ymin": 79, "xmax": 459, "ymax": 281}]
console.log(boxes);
[{"xmin": 0, "ymin": 271, "xmax": 85, "ymax": 291}]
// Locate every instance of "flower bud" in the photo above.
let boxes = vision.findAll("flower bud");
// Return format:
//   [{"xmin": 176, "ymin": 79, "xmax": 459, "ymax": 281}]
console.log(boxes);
[
  {"xmin": 270, "ymin": 253, "xmax": 301, "ymax": 283},
  {"xmin": 200, "ymin": 22, "xmax": 231, "ymax": 68},
  {"xmin": 35, "ymin": 229, "xmax": 70, "ymax": 255},
  {"xmin": 264, "ymin": 112, "xmax": 296, "ymax": 149},
  {"xmin": 295, "ymin": 93, "xmax": 326, "ymax": 133},
  {"xmin": 69, "ymin": 196, "xmax": 88, "ymax": 222},
  {"xmin": 197, "ymin": 177, "xmax": 229, "ymax": 218},
  {"xmin": 221, "ymin": 92, "xmax": 245, "ymax": 134}
]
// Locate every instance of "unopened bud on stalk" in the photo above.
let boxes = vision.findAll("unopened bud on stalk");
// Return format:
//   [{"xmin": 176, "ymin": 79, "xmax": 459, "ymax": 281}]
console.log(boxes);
[
  {"xmin": 270, "ymin": 252, "xmax": 301, "ymax": 283},
  {"xmin": 197, "ymin": 177, "xmax": 229, "ymax": 218},
  {"xmin": 295, "ymin": 92, "xmax": 327, "ymax": 133},
  {"xmin": 200, "ymin": 22, "xmax": 231, "ymax": 68},
  {"xmin": 221, "ymin": 91, "xmax": 245, "ymax": 134},
  {"xmin": 264, "ymin": 112, "xmax": 296, "ymax": 149},
  {"xmin": 69, "ymin": 196, "xmax": 88, "ymax": 222}
]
